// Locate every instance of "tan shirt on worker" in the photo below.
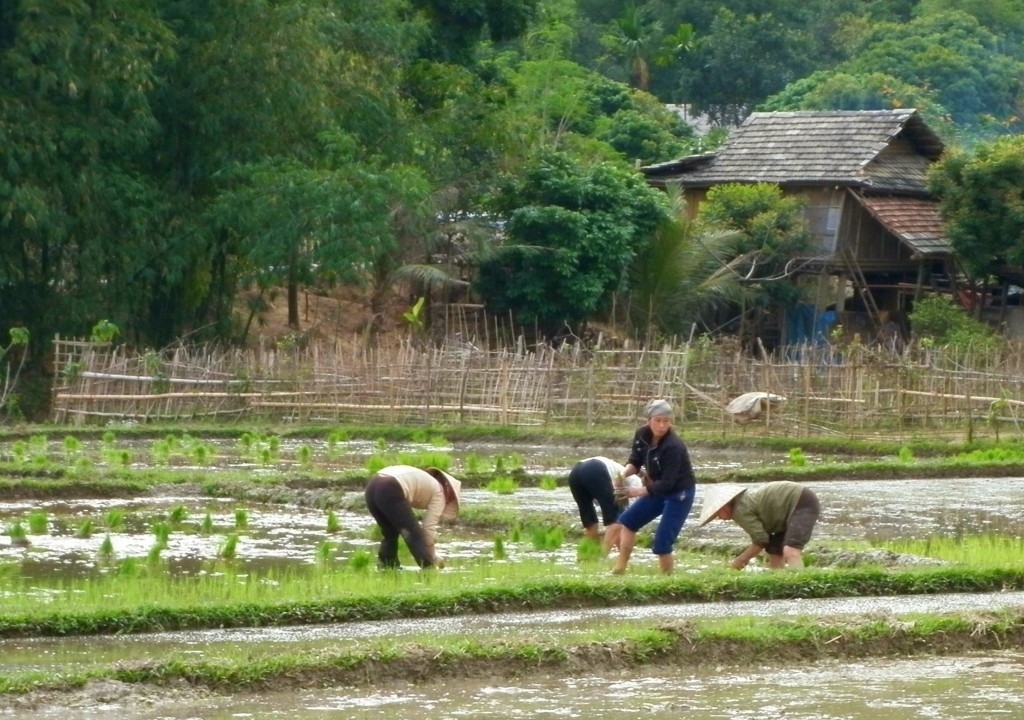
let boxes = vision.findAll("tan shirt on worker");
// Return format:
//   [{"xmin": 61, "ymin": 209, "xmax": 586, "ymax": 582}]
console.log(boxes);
[{"xmin": 378, "ymin": 465, "xmax": 448, "ymax": 544}]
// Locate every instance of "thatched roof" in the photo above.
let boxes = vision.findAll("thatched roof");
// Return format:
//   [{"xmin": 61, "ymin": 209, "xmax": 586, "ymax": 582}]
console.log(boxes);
[{"xmin": 643, "ymin": 110, "xmax": 944, "ymax": 194}]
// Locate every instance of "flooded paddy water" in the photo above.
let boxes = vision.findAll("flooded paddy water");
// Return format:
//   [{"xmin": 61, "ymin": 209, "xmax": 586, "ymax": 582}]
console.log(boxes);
[
  {"xmin": 1, "ymin": 434, "xmax": 1023, "ymax": 716},
  {"xmin": 4, "ymin": 651, "xmax": 1024, "ymax": 719}
]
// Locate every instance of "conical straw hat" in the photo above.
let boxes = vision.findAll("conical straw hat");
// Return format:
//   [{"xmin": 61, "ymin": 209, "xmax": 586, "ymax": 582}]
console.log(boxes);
[{"xmin": 698, "ymin": 484, "xmax": 747, "ymax": 526}]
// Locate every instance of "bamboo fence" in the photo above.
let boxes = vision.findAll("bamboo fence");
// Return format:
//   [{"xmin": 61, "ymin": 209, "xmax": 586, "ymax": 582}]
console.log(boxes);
[{"xmin": 49, "ymin": 333, "xmax": 1024, "ymax": 436}]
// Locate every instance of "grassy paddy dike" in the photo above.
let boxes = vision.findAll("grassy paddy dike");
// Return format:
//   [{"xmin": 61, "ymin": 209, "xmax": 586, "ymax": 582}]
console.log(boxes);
[{"xmin": 1, "ymin": 423, "xmax": 1024, "ymax": 698}]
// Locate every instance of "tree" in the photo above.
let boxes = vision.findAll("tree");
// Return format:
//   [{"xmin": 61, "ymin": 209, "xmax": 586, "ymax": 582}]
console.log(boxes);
[
  {"xmin": 696, "ymin": 183, "xmax": 813, "ymax": 340},
  {"xmin": 622, "ymin": 186, "xmax": 745, "ymax": 340},
  {"xmin": 928, "ymin": 135, "xmax": 1024, "ymax": 279},
  {"xmin": 760, "ymin": 71, "xmax": 957, "ymax": 142},
  {"xmin": 474, "ymin": 150, "xmax": 668, "ymax": 335},
  {"xmin": 676, "ymin": 8, "xmax": 820, "ymax": 126},
  {"xmin": 836, "ymin": 11, "xmax": 1024, "ymax": 140},
  {"xmin": 0, "ymin": 0, "xmax": 174, "ymax": 346},
  {"xmin": 599, "ymin": 3, "xmax": 661, "ymax": 91},
  {"xmin": 409, "ymin": 0, "xmax": 541, "ymax": 64}
]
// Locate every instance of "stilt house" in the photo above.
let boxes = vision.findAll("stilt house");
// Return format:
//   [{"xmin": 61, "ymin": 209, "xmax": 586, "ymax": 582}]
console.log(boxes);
[{"xmin": 642, "ymin": 109, "xmax": 960, "ymax": 348}]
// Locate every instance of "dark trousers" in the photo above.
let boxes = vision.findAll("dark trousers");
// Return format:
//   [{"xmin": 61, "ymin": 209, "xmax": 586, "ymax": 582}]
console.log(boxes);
[
  {"xmin": 364, "ymin": 474, "xmax": 432, "ymax": 568},
  {"xmin": 568, "ymin": 458, "xmax": 622, "ymax": 528},
  {"xmin": 766, "ymin": 488, "xmax": 820, "ymax": 555}
]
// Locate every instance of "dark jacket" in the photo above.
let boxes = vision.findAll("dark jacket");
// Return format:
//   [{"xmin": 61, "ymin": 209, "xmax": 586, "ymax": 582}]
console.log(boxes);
[{"xmin": 627, "ymin": 426, "xmax": 695, "ymax": 497}]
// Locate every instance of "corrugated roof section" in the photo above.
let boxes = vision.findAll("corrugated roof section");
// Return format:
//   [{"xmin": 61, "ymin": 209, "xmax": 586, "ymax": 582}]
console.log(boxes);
[
  {"xmin": 642, "ymin": 110, "xmax": 944, "ymax": 192},
  {"xmin": 854, "ymin": 194, "xmax": 951, "ymax": 255}
]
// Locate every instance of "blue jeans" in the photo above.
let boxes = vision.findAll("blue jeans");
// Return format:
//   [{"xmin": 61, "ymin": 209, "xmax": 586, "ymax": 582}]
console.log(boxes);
[{"xmin": 617, "ymin": 489, "xmax": 695, "ymax": 555}]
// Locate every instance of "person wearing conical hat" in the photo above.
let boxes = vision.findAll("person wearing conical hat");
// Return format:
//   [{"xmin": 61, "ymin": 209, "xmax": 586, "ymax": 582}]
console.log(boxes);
[
  {"xmin": 607, "ymin": 398, "xmax": 697, "ymax": 575},
  {"xmin": 698, "ymin": 481, "xmax": 819, "ymax": 570},
  {"xmin": 364, "ymin": 465, "xmax": 461, "ymax": 569}
]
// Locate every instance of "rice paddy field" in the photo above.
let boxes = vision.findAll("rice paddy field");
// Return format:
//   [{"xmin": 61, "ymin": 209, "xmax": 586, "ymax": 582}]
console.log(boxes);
[{"xmin": 0, "ymin": 426, "xmax": 1023, "ymax": 718}]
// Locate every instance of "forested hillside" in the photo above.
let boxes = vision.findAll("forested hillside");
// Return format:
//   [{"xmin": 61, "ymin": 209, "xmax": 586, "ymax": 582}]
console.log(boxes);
[{"xmin": 2, "ymin": 0, "xmax": 1023, "ymax": 418}]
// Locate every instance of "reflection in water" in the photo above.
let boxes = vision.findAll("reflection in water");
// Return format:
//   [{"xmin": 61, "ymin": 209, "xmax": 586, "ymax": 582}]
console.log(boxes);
[{"xmin": 7, "ymin": 653, "xmax": 1023, "ymax": 719}]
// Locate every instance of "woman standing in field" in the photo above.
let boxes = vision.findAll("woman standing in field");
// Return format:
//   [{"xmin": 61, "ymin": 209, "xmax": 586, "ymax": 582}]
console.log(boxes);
[
  {"xmin": 607, "ymin": 399, "xmax": 697, "ymax": 575},
  {"xmin": 364, "ymin": 465, "xmax": 461, "ymax": 569}
]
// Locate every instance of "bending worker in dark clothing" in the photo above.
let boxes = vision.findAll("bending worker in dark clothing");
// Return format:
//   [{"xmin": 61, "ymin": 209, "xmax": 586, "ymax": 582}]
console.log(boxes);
[
  {"xmin": 608, "ymin": 399, "xmax": 697, "ymax": 575},
  {"xmin": 567, "ymin": 456, "xmax": 639, "ymax": 548},
  {"xmin": 364, "ymin": 465, "xmax": 461, "ymax": 569},
  {"xmin": 698, "ymin": 480, "xmax": 820, "ymax": 569}
]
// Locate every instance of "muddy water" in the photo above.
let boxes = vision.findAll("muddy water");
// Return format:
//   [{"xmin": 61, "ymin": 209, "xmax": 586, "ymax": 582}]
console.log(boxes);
[
  {"xmin": 4, "ymin": 652, "xmax": 1023, "ymax": 719},
  {"xmin": 3, "ymin": 475, "xmax": 1024, "ymax": 577},
  {"xmin": 2, "ymin": 592, "xmax": 1023, "ymax": 675}
]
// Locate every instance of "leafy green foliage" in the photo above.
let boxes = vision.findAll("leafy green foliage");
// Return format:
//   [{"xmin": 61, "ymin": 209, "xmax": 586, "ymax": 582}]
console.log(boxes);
[
  {"xmin": 698, "ymin": 183, "xmax": 812, "ymax": 310},
  {"xmin": 623, "ymin": 185, "xmax": 744, "ymax": 339},
  {"xmin": 908, "ymin": 296, "xmax": 996, "ymax": 352},
  {"xmin": 476, "ymin": 150, "xmax": 668, "ymax": 334},
  {"xmin": 929, "ymin": 135, "xmax": 1024, "ymax": 277}
]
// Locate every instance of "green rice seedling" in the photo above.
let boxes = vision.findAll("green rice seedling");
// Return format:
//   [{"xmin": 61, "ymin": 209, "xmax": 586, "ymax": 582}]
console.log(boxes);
[
  {"xmin": 238, "ymin": 432, "xmax": 255, "ymax": 453},
  {"xmin": 348, "ymin": 549, "xmax": 373, "ymax": 571},
  {"xmin": 510, "ymin": 524, "xmax": 522, "ymax": 542},
  {"xmin": 259, "ymin": 447, "xmax": 274, "ymax": 465},
  {"xmin": 879, "ymin": 532, "xmax": 1024, "ymax": 567},
  {"xmin": 147, "ymin": 542, "xmax": 165, "ymax": 565},
  {"xmin": 464, "ymin": 454, "xmax": 486, "ymax": 473},
  {"xmin": 192, "ymin": 443, "xmax": 215, "ymax": 466},
  {"xmin": 326, "ymin": 510, "xmax": 341, "ymax": 533},
  {"xmin": 150, "ymin": 438, "xmax": 172, "ymax": 465},
  {"xmin": 26, "ymin": 511, "xmax": 48, "ymax": 535},
  {"xmin": 898, "ymin": 446, "xmax": 915, "ymax": 462},
  {"xmin": 576, "ymin": 537, "xmax": 603, "ymax": 563},
  {"xmin": 200, "ymin": 512, "xmax": 214, "ymax": 535},
  {"xmin": 234, "ymin": 508, "xmax": 249, "ymax": 530},
  {"xmin": 117, "ymin": 557, "xmax": 140, "ymax": 577},
  {"xmin": 169, "ymin": 505, "xmax": 188, "ymax": 526},
  {"xmin": 62, "ymin": 435, "xmax": 82, "ymax": 463},
  {"xmin": 117, "ymin": 449, "xmax": 132, "ymax": 467},
  {"xmin": 365, "ymin": 455, "xmax": 388, "ymax": 474},
  {"xmin": 268, "ymin": 435, "xmax": 281, "ymax": 454},
  {"xmin": 151, "ymin": 521, "xmax": 171, "ymax": 546},
  {"xmin": 218, "ymin": 533, "xmax": 239, "ymax": 560},
  {"xmin": 72, "ymin": 456, "xmax": 93, "ymax": 474},
  {"xmin": 297, "ymin": 444, "xmax": 313, "ymax": 467},
  {"xmin": 530, "ymin": 525, "xmax": 564, "ymax": 551},
  {"xmin": 788, "ymin": 448, "xmax": 806, "ymax": 467},
  {"xmin": 315, "ymin": 541, "xmax": 335, "ymax": 564},
  {"xmin": 538, "ymin": 475, "xmax": 559, "ymax": 491},
  {"xmin": 485, "ymin": 476, "xmax": 519, "ymax": 495},
  {"xmin": 429, "ymin": 435, "xmax": 449, "ymax": 447},
  {"xmin": 104, "ymin": 509, "xmax": 125, "ymax": 532},
  {"xmin": 326, "ymin": 429, "xmax": 350, "ymax": 457},
  {"xmin": 28, "ymin": 434, "xmax": 49, "ymax": 464},
  {"xmin": 7, "ymin": 521, "xmax": 29, "ymax": 547},
  {"xmin": 75, "ymin": 519, "xmax": 95, "ymax": 539},
  {"xmin": 396, "ymin": 451, "xmax": 450, "ymax": 469},
  {"xmin": 101, "ymin": 430, "xmax": 116, "ymax": 445},
  {"xmin": 164, "ymin": 433, "xmax": 182, "ymax": 455},
  {"xmin": 368, "ymin": 524, "xmax": 383, "ymax": 542},
  {"xmin": 375, "ymin": 437, "xmax": 387, "ymax": 451},
  {"xmin": 493, "ymin": 535, "xmax": 507, "ymax": 560},
  {"xmin": 10, "ymin": 440, "xmax": 27, "ymax": 463},
  {"xmin": 491, "ymin": 453, "xmax": 525, "ymax": 474},
  {"xmin": 411, "ymin": 429, "xmax": 429, "ymax": 444},
  {"xmin": 98, "ymin": 535, "xmax": 115, "ymax": 559}
]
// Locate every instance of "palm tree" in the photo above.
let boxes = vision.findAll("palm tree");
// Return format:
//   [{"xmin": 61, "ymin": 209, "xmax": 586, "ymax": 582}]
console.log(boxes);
[
  {"xmin": 600, "ymin": 4, "xmax": 661, "ymax": 91},
  {"xmin": 621, "ymin": 186, "xmax": 747, "ymax": 341}
]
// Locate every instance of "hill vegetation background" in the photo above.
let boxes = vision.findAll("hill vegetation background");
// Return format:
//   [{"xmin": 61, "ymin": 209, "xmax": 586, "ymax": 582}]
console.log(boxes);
[{"xmin": 2, "ymin": 0, "xmax": 1024, "ymax": 420}]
